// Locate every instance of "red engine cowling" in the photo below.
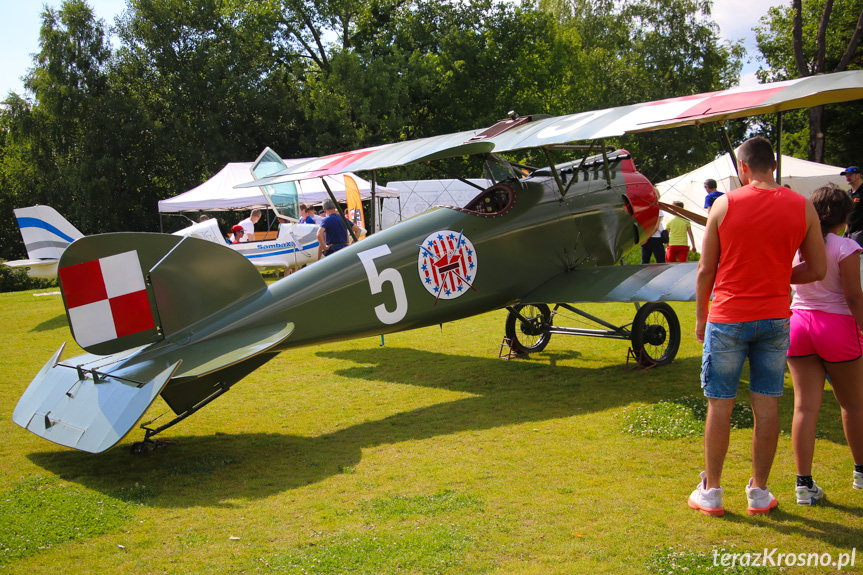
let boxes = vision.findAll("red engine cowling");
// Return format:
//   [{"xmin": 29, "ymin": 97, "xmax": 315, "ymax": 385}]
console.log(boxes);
[{"xmin": 618, "ymin": 151, "xmax": 659, "ymax": 240}]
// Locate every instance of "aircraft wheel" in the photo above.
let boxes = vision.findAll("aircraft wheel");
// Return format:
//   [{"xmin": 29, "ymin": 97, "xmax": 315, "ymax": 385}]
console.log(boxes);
[
  {"xmin": 130, "ymin": 442, "xmax": 148, "ymax": 455},
  {"xmin": 505, "ymin": 304, "xmax": 552, "ymax": 353},
  {"xmin": 630, "ymin": 302, "xmax": 680, "ymax": 367}
]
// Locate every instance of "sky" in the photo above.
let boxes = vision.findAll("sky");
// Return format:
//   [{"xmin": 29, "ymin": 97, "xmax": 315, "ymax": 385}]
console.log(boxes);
[{"xmin": 0, "ymin": 0, "xmax": 785, "ymax": 98}]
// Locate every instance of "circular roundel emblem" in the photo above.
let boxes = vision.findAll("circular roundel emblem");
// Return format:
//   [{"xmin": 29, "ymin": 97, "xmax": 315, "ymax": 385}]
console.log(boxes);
[{"xmin": 417, "ymin": 230, "xmax": 478, "ymax": 300}]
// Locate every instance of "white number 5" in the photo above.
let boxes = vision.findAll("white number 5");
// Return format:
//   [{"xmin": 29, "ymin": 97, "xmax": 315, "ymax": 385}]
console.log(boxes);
[{"xmin": 357, "ymin": 245, "xmax": 408, "ymax": 325}]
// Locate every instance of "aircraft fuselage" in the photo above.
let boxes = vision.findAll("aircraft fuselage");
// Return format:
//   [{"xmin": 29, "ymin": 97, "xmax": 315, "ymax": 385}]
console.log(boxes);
[{"xmin": 187, "ymin": 156, "xmax": 658, "ymax": 353}]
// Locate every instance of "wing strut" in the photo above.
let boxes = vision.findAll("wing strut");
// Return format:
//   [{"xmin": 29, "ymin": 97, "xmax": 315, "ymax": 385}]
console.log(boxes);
[
  {"xmin": 560, "ymin": 141, "xmax": 599, "ymax": 197},
  {"xmin": 776, "ymin": 112, "xmax": 783, "ymax": 185},
  {"xmin": 600, "ymin": 139, "xmax": 613, "ymax": 187},
  {"xmin": 541, "ymin": 148, "xmax": 567, "ymax": 197},
  {"xmin": 719, "ymin": 122, "xmax": 739, "ymax": 177},
  {"xmin": 370, "ymin": 170, "xmax": 377, "ymax": 235}
]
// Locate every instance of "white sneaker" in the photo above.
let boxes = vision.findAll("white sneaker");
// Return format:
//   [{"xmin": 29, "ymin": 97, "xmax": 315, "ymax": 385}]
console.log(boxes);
[
  {"xmin": 854, "ymin": 471, "xmax": 863, "ymax": 490},
  {"xmin": 796, "ymin": 481, "xmax": 825, "ymax": 505},
  {"xmin": 746, "ymin": 479, "xmax": 778, "ymax": 515},
  {"xmin": 688, "ymin": 471, "xmax": 724, "ymax": 517}
]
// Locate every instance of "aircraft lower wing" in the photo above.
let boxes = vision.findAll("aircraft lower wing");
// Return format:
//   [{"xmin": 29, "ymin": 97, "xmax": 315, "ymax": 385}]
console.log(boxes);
[
  {"xmin": 248, "ymin": 258, "xmax": 298, "ymax": 269},
  {"xmin": 3, "ymin": 258, "xmax": 59, "ymax": 279},
  {"xmin": 657, "ymin": 201, "xmax": 707, "ymax": 226},
  {"xmin": 522, "ymin": 263, "xmax": 699, "ymax": 304}
]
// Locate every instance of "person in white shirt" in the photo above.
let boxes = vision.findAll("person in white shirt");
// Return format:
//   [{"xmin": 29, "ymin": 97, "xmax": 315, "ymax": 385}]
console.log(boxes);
[{"xmin": 236, "ymin": 209, "xmax": 261, "ymax": 241}]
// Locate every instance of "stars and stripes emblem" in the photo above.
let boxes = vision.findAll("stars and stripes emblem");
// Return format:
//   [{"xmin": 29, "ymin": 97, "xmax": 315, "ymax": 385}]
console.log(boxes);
[
  {"xmin": 59, "ymin": 251, "xmax": 156, "ymax": 348},
  {"xmin": 417, "ymin": 230, "xmax": 477, "ymax": 302}
]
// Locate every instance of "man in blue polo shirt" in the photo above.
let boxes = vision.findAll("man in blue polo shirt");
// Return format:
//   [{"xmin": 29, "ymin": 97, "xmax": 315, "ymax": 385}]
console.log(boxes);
[
  {"xmin": 316, "ymin": 199, "xmax": 365, "ymax": 259},
  {"xmin": 703, "ymin": 179, "xmax": 724, "ymax": 214}
]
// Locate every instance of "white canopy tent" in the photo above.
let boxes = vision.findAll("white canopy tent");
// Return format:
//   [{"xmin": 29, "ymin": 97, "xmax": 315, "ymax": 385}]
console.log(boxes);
[
  {"xmin": 656, "ymin": 153, "xmax": 847, "ymax": 250},
  {"xmin": 158, "ymin": 158, "xmax": 400, "ymax": 213}
]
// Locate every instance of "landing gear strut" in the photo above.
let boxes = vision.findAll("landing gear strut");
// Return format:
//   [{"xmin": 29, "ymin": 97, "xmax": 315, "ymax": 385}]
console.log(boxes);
[{"xmin": 503, "ymin": 301, "xmax": 681, "ymax": 367}]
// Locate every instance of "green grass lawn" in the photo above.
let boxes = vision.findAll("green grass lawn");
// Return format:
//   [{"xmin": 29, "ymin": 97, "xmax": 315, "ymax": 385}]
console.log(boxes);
[{"xmin": 1, "ymin": 289, "xmax": 861, "ymax": 574}]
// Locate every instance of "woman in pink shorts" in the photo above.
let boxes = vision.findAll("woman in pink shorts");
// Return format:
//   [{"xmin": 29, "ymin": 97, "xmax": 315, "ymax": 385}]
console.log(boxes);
[{"xmin": 789, "ymin": 185, "xmax": 863, "ymax": 504}]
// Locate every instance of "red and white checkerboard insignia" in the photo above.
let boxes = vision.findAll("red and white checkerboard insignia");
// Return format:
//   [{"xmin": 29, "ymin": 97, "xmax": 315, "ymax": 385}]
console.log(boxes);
[{"xmin": 59, "ymin": 251, "xmax": 155, "ymax": 348}]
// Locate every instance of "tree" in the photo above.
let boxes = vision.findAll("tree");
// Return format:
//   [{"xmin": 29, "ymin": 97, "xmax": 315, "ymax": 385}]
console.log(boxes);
[
  {"xmin": 287, "ymin": 0, "xmax": 591, "ymax": 162},
  {"xmin": 756, "ymin": 0, "xmax": 863, "ymax": 164},
  {"xmin": 0, "ymin": 0, "xmax": 123, "ymax": 248},
  {"xmin": 540, "ymin": 0, "xmax": 745, "ymax": 181},
  {"xmin": 113, "ymin": 0, "xmax": 304, "ymax": 200},
  {"xmin": 0, "ymin": 0, "xmax": 747, "ymax": 259}
]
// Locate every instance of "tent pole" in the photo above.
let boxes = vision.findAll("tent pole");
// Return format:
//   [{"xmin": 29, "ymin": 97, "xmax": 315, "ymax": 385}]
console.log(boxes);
[
  {"xmin": 776, "ymin": 112, "xmax": 783, "ymax": 185},
  {"xmin": 321, "ymin": 178, "xmax": 358, "ymax": 242},
  {"xmin": 370, "ymin": 171, "xmax": 377, "ymax": 235},
  {"xmin": 159, "ymin": 213, "xmax": 163, "ymax": 233}
]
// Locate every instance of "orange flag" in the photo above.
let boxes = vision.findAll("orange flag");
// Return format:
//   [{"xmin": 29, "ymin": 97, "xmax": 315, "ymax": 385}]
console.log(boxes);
[{"xmin": 345, "ymin": 175, "xmax": 365, "ymax": 232}]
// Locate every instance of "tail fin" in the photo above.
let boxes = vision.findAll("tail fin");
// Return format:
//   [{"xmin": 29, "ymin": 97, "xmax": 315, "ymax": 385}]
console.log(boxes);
[
  {"xmin": 14, "ymin": 206, "xmax": 85, "ymax": 261},
  {"xmin": 172, "ymin": 218, "xmax": 229, "ymax": 246},
  {"xmin": 58, "ymin": 232, "xmax": 266, "ymax": 356}
]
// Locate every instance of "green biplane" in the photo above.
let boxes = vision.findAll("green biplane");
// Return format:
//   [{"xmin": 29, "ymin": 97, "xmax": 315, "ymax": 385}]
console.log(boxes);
[{"xmin": 13, "ymin": 70, "xmax": 863, "ymax": 453}]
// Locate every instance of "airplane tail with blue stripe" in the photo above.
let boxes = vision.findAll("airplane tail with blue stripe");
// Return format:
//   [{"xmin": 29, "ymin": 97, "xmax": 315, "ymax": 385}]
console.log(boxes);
[
  {"xmin": 15, "ymin": 205, "xmax": 84, "ymax": 260},
  {"xmin": 6, "ymin": 206, "xmax": 84, "ymax": 279}
]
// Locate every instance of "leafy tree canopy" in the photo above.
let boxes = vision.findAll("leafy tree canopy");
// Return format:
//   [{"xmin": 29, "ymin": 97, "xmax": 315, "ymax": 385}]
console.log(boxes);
[
  {"xmin": 1, "ymin": 0, "xmax": 745, "ymax": 260},
  {"xmin": 755, "ymin": 0, "xmax": 863, "ymax": 165}
]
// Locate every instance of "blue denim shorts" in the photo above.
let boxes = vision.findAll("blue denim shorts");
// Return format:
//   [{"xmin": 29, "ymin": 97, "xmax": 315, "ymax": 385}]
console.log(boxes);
[{"xmin": 701, "ymin": 318, "xmax": 790, "ymax": 399}]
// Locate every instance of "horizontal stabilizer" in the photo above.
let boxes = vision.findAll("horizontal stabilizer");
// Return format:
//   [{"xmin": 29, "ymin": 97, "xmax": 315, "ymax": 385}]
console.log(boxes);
[
  {"xmin": 173, "ymin": 321, "xmax": 295, "ymax": 379},
  {"xmin": 12, "ymin": 343, "xmax": 180, "ymax": 453},
  {"xmin": 13, "ymin": 320, "xmax": 294, "ymax": 451},
  {"xmin": 522, "ymin": 263, "xmax": 698, "ymax": 304},
  {"xmin": 58, "ymin": 233, "xmax": 266, "ymax": 356}
]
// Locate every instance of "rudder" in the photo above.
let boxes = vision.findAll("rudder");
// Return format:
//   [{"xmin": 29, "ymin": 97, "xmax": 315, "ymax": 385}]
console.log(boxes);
[{"xmin": 58, "ymin": 232, "xmax": 267, "ymax": 356}]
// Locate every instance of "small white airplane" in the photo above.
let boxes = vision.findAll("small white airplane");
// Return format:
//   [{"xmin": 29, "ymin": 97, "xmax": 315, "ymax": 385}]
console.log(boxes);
[
  {"xmin": 7, "ymin": 206, "xmax": 320, "ymax": 279},
  {"xmin": 7, "ymin": 146, "xmax": 328, "ymax": 279},
  {"xmin": 6, "ymin": 205, "xmax": 85, "ymax": 279},
  {"xmin": 174, "ymin": 217, "xmax": 320, "ymax": 272}
]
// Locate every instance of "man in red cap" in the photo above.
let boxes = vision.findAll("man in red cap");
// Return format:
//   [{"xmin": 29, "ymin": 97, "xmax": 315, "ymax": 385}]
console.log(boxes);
[
  {"xmin": 231, "ymin": 224, "xmax": 245, "ymax": 244},
  {"xmin": 842, "ymin": 166, "xmax": 863, "ymax": 244}
]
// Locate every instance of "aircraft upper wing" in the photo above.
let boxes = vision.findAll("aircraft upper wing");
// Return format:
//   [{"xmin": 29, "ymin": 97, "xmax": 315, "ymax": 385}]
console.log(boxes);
[
  {"xmin": 236, "ymin": 128, "xmax": 491, "ymax": 186},
  {"xmin": 240, "ymin": 70, "xmax": 863, "ymax": 186}
]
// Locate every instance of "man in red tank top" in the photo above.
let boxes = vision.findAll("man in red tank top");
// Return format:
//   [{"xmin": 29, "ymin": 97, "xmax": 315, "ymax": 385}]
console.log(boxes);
[{"xmin": 688, "ymin": 136, "xmax": 827, "ymax": 517}]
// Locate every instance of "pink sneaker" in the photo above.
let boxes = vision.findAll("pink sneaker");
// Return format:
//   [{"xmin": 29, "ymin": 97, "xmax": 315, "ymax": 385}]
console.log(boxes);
[
  {"xmin": 688, "ymin": 471, "xmax": 724, "ymax": 517},
  {"xmin": 746, "ymin": 479, "xmax": 778, "ymax": 515}
]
